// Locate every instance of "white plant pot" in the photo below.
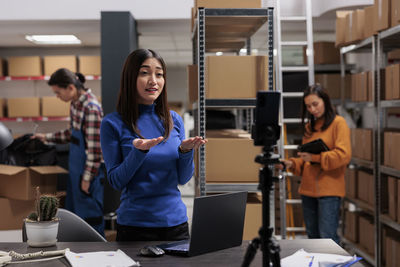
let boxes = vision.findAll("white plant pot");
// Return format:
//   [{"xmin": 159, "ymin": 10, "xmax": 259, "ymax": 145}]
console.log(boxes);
[{"xmin": 25, "ymin": 219, "xmax": 59, "ymax": 247}]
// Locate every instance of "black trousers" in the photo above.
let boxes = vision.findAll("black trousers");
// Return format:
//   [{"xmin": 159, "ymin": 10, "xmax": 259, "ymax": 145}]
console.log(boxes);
[{"xmin": 116, "ymin": 221, "xmax": 190, "ymax": 241}]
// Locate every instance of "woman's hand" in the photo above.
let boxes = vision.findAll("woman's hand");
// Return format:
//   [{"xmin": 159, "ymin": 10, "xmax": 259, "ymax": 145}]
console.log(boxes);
[
  {"xmin": 297, "ymin": 152, "xmax": 312, "ymax": 162},
  {"xmin": 133, "ymin": 136, "xmax": 164, "ymax": 150},
  {"xmin": 276, "ymin": 159, "xmax": 293, "ymax": 170},
  {"xmin": 30, "ymin": 133, "xmax": 46, "ymax": 142},
  {"xmin": 180, "ymin": 136, "xmax": 208, "ymax": 152},
  {"xmin": 81, "ymin": 180, "xmax": 90, "ymax": 194}
]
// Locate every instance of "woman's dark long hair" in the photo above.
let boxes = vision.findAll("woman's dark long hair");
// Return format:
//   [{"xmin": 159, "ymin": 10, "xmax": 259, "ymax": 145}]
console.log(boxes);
[
  {"xmin": 116, "ymin": 49, "xmax": 172, "ymax": 139},
  {"xmin": 301, "ymin": 84, "xmax": 336, "ymax": 137},
  {"xmin": 48, "ymin": 68, "xmax": 86, "ymax": 90}
]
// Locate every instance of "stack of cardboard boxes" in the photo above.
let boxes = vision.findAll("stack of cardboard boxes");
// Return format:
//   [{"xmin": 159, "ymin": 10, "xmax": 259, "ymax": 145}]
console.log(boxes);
[{"xmin": 0, "ymin": 165, "xmax": 67, "ymax": 230}]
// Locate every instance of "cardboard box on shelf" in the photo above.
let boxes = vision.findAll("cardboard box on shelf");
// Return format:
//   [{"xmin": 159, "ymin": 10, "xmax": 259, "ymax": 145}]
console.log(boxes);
[
  {"xmin": 314, "ymin": 74, "xmax": 351, "ymax": 99},
  {"xmin": 374, "ymin": 0, "xmax": 390, "ymax": 32},
  {"xmin": 205, "ymin": 138, "xmax": 261, "ymax": 182},
  {"xmin": 357, "ymin": 170, "xmax": 374, "ymax": 206},
  {"xmin": 392, "ymin": 0, "xmax": 400, "ymax": 27},
  {"xmin": 206, "ymin": 56, "xmax": 268, "ymax": 99},
  {"xmin": 358, "ymin": 215, "xmax": 375, "ymax": 256},
  {"xmin": 79, "ymin": 56, "xmax": 101, "ymax": 76},
  {"xmin": 304, "ymin": 42, "xmax": 340, "ymax": 65},
  {"xmin": 8, "ymin": 56, "xmax": 42, "ymax": 77},
  {"xmin": 0, "ymin": 164, "xmax": 67, "ymax": 201},
  {"xmin": 243, "ymin": 193, "xmax": 262, "ymax": 240},
  {"xmin": 344, "ymin": 11, "xmax": 354, "ymax": 44},
  {"xmin": 0, "ymin": 58, "xmax": 4, "ymax": 76},
  {"xmin": 187, "ymin": 64, "xmax": 198, "ymax": 104},
  {"xmin": 345, "ymin": 167, "xmax": 357, "ymax": 199},
  {"xmin": 41, "ymin": 96, "xmax": 70, "ymax": 117},
  {"xmin": 43, "ymin": 55, "xmax": 77, "ymax": 76},
  {"xmin": 367, "ymin": 70, "xmax": 374, "ymax": 102},
  {"xmin": 0, "ymin": 98, "xmax": 4, "ymax": 118},
  {"xmin": 0, "ymin": 197, "xmax": 35, "ymax": 230},
  {"xmin": 364, "ymin": 6, "xmax": 376, "ymax": 38},
  {"xmin": 388, "ymin": 49, "xmax": 400, "ymax": 60},
  {"xmin": 344, "ymin": 210, "xmax": 358, "ymax": 243},
  {"xmin": 7, "ymin": 97, "xmax": 40, "ymax": 117},
  {"xmin": 335, "ymin": 11, "xmax": 352, "ymax": 47},
  {"xmin": 195, "ymin": 0, "xmax": 261, "ymax": 10},
  {"xmin": 388, "ymin": 176, "xmax": 397, "ymax": 221},
  {"xmin": 351, "ymin": 9, "xmax": 366, "ymax": 42}
]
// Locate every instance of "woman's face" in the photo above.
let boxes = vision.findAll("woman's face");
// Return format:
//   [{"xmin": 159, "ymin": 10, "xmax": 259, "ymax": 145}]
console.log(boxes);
[
  {"xmin": 52, "ymin": 85, "xmax": 76, "ymax": 102},
  {"xmin": 304, "ymin": 93, "xmax": 325, "ymax": 119},
  {"xmin": 136, "ymin": 57, "xmax": 165, "ymax": 105}
]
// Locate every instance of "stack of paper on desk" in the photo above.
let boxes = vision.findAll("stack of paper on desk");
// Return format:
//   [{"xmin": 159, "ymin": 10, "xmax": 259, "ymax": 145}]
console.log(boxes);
[
  {"xmin": 65, "ymin": 249, "xmax": 141, "ymax": 267},
  {"xmin": 281, "ymin": 249, "xmax": 362, "ymax": 267}
]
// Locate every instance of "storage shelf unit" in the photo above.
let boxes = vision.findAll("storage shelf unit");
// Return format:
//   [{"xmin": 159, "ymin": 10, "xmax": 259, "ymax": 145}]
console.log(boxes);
[
  {"xmin": 0, "ymin": 75, "xmax": 101, "ymax": 81},
  {"xmin": 340, "ymin": 21, "xmax": 400, "ymax": 267},
  {"xmin": 341, "ymin": 237, "xmax": 375, "ymax": 266},
  {"xmin": 192, "ymin": 7, "xmax": 273, "ymax": 196}
]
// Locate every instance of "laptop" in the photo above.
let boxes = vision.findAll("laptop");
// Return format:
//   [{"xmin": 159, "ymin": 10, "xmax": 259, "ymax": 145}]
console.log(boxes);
[{"xmin": 157, "ymin": 191, "xmax": 248, "ymax": 257}]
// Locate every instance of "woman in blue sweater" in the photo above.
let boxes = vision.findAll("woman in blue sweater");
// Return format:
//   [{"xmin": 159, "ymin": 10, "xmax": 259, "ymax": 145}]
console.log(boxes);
[{"xmin": 100, "ymin": 49, "xmax": 206, "ymax": 241}]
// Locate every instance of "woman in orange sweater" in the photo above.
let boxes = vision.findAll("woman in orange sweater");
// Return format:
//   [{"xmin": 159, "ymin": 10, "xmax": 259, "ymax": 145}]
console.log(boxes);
[{"xmin": 280, "ymin": 84, "xmax": 351, "ymax": 244}]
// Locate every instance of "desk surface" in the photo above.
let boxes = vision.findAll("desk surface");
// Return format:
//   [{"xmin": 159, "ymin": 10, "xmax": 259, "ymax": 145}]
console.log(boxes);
[{"xmin": 0, "ymin": 239, "xmax": 364, "ymax": 266}]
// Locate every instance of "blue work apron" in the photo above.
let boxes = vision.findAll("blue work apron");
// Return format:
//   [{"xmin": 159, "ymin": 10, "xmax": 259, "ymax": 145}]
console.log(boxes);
[{"xmin": 66, "ymin": 127, "xmax": 104, "ymax": 236}]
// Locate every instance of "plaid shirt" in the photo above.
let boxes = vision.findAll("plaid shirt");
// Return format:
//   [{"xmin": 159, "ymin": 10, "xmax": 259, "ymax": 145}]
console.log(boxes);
[{"xmin": 46, "ymin": 89, "xmax": 103, "ymax": 182}]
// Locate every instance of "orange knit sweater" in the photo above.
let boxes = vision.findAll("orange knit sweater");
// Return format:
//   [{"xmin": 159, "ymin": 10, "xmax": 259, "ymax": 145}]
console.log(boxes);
[{"xmin": 289, "ymin": 115, "xmax": 351, "ymax": 197}]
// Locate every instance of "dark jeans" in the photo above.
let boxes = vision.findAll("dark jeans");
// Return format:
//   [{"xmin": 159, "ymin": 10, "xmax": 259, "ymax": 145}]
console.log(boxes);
[
  {"xmin": 116, "ymin": 222, "xmax": 190, "ymax": 241},
  {"xmin": 301, "ymin": 195, "xmax": 341, "ymax": 244}
]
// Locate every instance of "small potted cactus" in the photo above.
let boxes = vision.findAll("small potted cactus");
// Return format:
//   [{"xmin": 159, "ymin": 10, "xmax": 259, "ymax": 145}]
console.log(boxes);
[{"xmin": 25, "ymin": 187, "xmax": 60, "ymax": 247}]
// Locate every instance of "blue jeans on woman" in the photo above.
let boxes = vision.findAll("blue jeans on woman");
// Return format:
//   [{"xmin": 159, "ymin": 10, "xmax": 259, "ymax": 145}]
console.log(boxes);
[{"xmin": 301, "ymin": 195, "xmax": 341, "ymax": 244}]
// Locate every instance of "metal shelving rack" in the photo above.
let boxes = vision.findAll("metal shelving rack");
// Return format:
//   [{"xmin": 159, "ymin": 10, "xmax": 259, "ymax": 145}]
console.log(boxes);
[
  {"xmin": 192, "ymin": 7, "xmax": 274, "ymax": 196},
  {"xmin": 340, "ymin": 35, "xmax": 379, "ymax": 266},
  {"xmin": 340, "ymin": 24, "xmax": 400, "ymax": 267}
]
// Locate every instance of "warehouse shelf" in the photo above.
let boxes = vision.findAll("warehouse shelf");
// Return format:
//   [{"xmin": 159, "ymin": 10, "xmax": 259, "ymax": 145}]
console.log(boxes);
[
  {"xmin": 0, "ymin": 75, "xmax": 101, "ymax": 81},
  {"xmin": 192, "ymin": 7, "xmax": 273, "ymax": 196},
  {"xmin": 344, "ymin": 197, "xmax": 374, "ymax": 215},
  {"xmin": 380, "ymin": 100, "xmax": 400, "ymax": 108},
  {"xmin": 344, "ymin": 101, "xmax": 374, "ymax": 109},
  {"xmin": 205, "ymin": 183, "xmax": 259, "ymax": 193},
  {"xmin": 380, "ymin": 165, "xmax": 400, "ymax": 178},
  {"xmin": 379, "ymin": 24, "xmax": 400, "ymax": 51},
  {"xmin": 350, "ymin": 158, "xmax": 374, "ymax": 169},
  {"xmin": 192, "ymin": 8, "xmax": 268, "ymax": 53},
  {"xmin": 0, "ymin": 116, "xmax": 70, "ymax": 122},
  {"xmin": 380, "ymin": 214, "xmax": 400, "ymax": 232},
  {"xmin": 341, "ymin": 237, "xmax": 375, "ymax": 266},
  {"xmin": 340, "ymin": 36, "xmax": 374, "ymax": 54}
]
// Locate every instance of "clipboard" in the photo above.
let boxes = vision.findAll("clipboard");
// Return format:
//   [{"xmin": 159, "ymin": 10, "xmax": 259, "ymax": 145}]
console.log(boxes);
[{"xmin": 298, "ymin": 139, "xmax": 329, "ymax": 154}]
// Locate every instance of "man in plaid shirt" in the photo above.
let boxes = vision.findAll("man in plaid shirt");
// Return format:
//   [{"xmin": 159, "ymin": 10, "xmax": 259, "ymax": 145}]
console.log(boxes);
[{"xmin": 33, "ymin": 68, "xmax": 105, "ymax": 236}]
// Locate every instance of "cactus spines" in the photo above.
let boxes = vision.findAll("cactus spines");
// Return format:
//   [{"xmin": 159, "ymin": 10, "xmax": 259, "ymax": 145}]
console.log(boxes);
[{"xmin": 28, "ymin": 186, "xmax": 59, "ymax": 222}]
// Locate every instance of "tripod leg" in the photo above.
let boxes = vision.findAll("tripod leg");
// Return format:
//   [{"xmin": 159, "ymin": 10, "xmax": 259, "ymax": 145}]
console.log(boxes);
[{"xmin": 241, "ymin": 237, "xmax": 260, "ymax": 267}]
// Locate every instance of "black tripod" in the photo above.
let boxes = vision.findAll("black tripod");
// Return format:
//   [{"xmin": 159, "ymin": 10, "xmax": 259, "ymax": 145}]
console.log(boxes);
[{"xmin": 242, "ymin": 145, "xmax": 281, "ymax": 267}]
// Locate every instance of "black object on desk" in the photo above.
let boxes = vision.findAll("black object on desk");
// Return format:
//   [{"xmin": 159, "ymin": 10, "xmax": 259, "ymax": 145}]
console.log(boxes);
[
  {"xmin": 298, "ymin": 138, "xmax": 329, "ymax": 154},
  {"xmin": 158, "ymin": 191, "xmax": 247, "ymax": 257}
]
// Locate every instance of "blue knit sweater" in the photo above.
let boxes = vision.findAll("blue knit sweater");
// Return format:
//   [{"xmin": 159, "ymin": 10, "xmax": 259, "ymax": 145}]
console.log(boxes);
[{"xmin": 100, "ymin": 104, "xmax": 194, "ymax": 227}]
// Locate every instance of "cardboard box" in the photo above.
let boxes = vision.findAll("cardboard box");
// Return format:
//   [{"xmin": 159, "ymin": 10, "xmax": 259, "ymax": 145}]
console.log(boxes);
[
  {"xmin": 367, "ymin": 71, "xmax": 374, "ymax": 102},
  {"xmin": 205, "ymin": 138, "xmax": 261, "ymax": 182},
  {"xmin": 0, "ymin": 197, "xmax": 35, "ymax": 230},
  {"xmin": 359, "ymin": 215, "xmax": 375, "ymax": 256},
  {"xmin": 0, "ymin": 165, "xmax": 67, "ymax": 200},
  {"xmin": 374, "ymin": 0, "xmax": 390, "ymax": 32},
  {"xmin": 388, "ymin": 49, "xmax": 400, "ymax": 60},
  {"xmin": 195, "ymin": 0, "xmax": 261, "ymax": 9},
  {"xmin": 336, "ymin": 11, "xmax": 352, "ymax": 47},
  {"xmin": 187, "ymin": 64, "xmax": 198, "ymax": 104},
  {"xmin": 364, "ymin": 6, "xmax": 376, "ymax": 38},
  {"xmin": 41, "ymin": 96, "xmax": 70, "ymax": 117},
  {"xmin": 7, "ymin": 97, "xmax": 40, "ymax": 117},
  {"xmin": 206, "ymin": 56, "xmax": 268, "ymax": 99},
  {"xmin": 351, "ymin": 9, "xmax": 366, "ymax": 42},
  {"xmin": 315, "ymin": 74, "xmax": 351, "ymax": 99},
  {"xmin": 344, "ymin": 210, "xmax": 358, "ymax": 242},
  {"xmin": 357, "ymin": 170, "xmax": 374, "ymax": 206},
  {"xmin": 0, "ymin": 98, "xmax": 4, "ymax": 118},
  {"xmin": 304, "ymin": 42, "xmax": 340, "ymax": 65},
  {"xmin": 243, "ymin": 193, "xmax": 262, "ymax": 240},
  {"xmin": 43, "ymin": 55, "xmax": 77, "ymax": 76},
  {"xmin": 388, "ymin": 176, "xmax": 397, "ymax": 221},
  {"xmin": 392, "ymin": 0, "xmax": 400, "ymax": 27},
  {"xmin": 344, "ymin": 11, "xmax": 354, "ymax": 44},
  {"xmin": 79, "ymin": 56, "xmax": 101, "ymax": 76},
  {"xmin": 0, "ymin": 58, "xmax": 4, "ymax": 76},
  {"xmin": 8, "ymin": 56, "xmax": 42, "ymax": 77},
  {"xmin": 345, "ymin": 167, "xmax": 357, "ymax": 199}
]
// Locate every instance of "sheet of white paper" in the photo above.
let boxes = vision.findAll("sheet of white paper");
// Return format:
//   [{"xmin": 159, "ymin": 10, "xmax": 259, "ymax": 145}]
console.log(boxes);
[
  {"xmin": 65, "ymin": 249, "xmax": 140, "ymax": 267},
  {"xmin": 281, "ymin": 248, "xmax": 359, "ymax": 267}
]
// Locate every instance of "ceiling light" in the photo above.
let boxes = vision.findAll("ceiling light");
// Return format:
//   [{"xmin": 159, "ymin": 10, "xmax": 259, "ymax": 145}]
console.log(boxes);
[{"xmin": 25, "ymin": 35, "xmax": 81, "ymax": 45}]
